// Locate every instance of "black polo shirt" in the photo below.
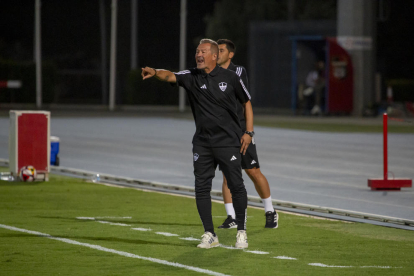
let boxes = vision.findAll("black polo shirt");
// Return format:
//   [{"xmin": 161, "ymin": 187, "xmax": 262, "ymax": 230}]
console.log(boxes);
[
  {"xmin": 175, "ymin": 65, "xmax": 250, "ymax": 148},
  {"xmin": 227, "ymin": 62, "xmax": 250, "ymax": 132}
]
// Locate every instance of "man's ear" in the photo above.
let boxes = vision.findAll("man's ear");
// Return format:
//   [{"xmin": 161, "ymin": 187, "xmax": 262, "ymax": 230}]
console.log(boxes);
[
  {"xmin": 213, "ymin": 53, "xmax": 218, "ymax": 60},
  {"xmin": 229, "ymin": 52, "xmax": 235, "ymax": 59}
]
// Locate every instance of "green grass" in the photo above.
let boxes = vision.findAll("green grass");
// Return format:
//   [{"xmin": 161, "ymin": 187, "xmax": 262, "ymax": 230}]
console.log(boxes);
[
  {"xmin": 1, "ymin": 174, "xmax": 414, "ymax": 275},
  {"xmin": 254, "ymin": 120, "xmax": 414, "ymax": 133}
]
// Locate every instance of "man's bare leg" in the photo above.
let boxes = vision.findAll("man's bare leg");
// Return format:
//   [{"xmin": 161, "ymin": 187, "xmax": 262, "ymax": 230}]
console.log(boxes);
[
  {"xmin": 244, "ymin": 168, "xmax": 274, "ymax": 212},
  {"xmin": 221, "ymin": 168, "xmax": 274, "ymax": 215}
]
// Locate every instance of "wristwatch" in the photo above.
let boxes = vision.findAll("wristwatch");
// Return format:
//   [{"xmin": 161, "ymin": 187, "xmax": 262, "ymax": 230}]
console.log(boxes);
[{"xmin": 245, "ymin": 131, "xmax": 255, "ymax": 137}]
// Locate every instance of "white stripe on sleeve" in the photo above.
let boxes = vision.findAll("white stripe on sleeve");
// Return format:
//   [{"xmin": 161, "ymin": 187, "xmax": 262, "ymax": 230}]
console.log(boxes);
[
  {"xmin": 175, "ymin": 70, "xmax": 191, "ymax": 75},
  {"xmin": 236, "ymin": 67, "xmax": 242, "ymax": 77},
  {"xmin": 240, "ymin": 79, "xmax": 251, "ymax": 100}
]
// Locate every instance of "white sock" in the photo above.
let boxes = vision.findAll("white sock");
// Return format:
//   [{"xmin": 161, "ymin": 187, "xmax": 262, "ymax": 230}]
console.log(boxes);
[
  {"xmin": 225, "ymin": 203, "xmax": 236, "ymax": 219},
  {"xmin": 262, "ymin": 196, "xmax": 274, "ymax": 213}
]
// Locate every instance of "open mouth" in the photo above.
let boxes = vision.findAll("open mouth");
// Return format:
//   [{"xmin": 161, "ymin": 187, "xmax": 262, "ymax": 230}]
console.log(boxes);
[{"xmin": 197, "ymin": 57, "xmax": 204, "ymax": 64}]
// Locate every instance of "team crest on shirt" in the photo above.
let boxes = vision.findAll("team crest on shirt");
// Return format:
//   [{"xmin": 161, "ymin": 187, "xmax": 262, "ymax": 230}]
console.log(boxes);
[
  {"xmin": 219, "ymin": 82, "xmax": 227, "ymax": 92},
  {"xmin": 193, "ymin": 153, "xmax": 199, "ymax": 161}
]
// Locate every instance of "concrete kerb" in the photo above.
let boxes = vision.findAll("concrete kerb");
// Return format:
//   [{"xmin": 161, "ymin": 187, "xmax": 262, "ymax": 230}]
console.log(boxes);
[{"xmin": 1, "ymin": 158, "xmax": 413, "ymax": 230}]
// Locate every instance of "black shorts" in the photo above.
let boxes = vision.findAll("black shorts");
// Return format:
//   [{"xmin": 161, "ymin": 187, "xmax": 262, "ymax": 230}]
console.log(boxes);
[
  {"xmin": 218, "ymin": 139, "xmax": 260, "ymax": 171},
  {"xmin": 241, "ymin": 139, "xmax": 260, "ymax": 170}
]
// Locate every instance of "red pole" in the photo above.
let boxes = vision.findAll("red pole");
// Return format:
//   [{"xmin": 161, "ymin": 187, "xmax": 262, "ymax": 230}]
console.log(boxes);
[{"xmin": 383, "ymin": 113, "xmax": 388, "ymax": 180}]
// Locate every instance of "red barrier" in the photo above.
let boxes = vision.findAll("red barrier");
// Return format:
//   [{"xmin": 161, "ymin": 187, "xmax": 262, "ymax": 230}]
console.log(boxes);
[
  {"xmin": 9, "ymin": 111, "xmax": 50, "ymax": 181},
  {"xmin": 368, "ymin": 113, "xmax": 412, "ymax": 190}
]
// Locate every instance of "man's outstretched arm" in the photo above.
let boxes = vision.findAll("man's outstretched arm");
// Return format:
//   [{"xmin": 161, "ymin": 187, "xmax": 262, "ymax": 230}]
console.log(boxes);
[{"xmin": 141, "ymin": 67, "xmax": 177, "ymax": 83}]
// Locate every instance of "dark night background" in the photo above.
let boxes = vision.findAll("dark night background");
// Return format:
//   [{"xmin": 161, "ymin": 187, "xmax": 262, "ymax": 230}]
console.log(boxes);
[{"xmin": 0, "ymin": 0, "xmax": 413, "ymax": 105}]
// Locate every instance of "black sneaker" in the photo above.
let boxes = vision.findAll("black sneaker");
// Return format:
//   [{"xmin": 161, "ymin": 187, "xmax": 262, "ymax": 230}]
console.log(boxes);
[
  {"xmin": 265, "ymin": 210, "xmax": 278, "ymax": 228},
  {"xmin": 218, "ymin": 215, "xmax": 237, "ymax": 229}
]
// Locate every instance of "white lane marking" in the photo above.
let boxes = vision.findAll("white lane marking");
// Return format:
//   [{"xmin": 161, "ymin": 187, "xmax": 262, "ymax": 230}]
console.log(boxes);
[
  {"xmin": 155, "ymin": 232, "xmax": 179, "ymax": 237},
  {"xmin": 274, "ymin": 256, "xmax": 297, "ymax": 260},
  {"xmin": 309, "ymin": 263, "xmax": 400, "ymax": 269},
  {"xmin": 309, "ymin": 263, "xmax": 352, "ymax": 268},
  {"xmin": 0, "ymin": 224, "xmax": 229, "ymax": 276},
  {"xmin": 75, "ymin": 217, "xmax": 130, "ymax": 226},
  {"xmin": 360, "ymin": 266, "xmax": 400, "ymax": 269},
  {"xmin": 132, "ymin": 228, "xmax": 152, "ymax": 232},
  {"xmin": 180, "ymin": 237, "xmax": 199, "ymax": 241},
  {"xmin": 245, "ymin": 250, "xmax": 269, "ymax": 254},
  {"xmin": 96, "ymin": 221, "xmax": 131, "ymax": 226},
  {"xmin": 96, "ymin": 216, "xmax": 132, "ymax": 219}
]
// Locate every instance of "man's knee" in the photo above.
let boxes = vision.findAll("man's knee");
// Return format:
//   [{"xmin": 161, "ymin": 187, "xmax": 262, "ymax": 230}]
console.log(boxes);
[
  {"xmin": 195, "ymin": 186, "xmax": 211, "ymax": 199},
  {"xmin": 195, "ymin": 176, "xmax": 213, "ymax": 197},
  {"xmin": 226, "ymin": 179, "xmax": 246, "ymax": 195},
  {"xmin": 245, "ymin": 167, "xmax": 262, "ymax": 181}
]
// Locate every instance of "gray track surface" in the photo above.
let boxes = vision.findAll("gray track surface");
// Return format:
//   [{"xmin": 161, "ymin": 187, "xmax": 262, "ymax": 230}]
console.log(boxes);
[{"xmin": 1, "ymin": 115, "xmax": 413, "ymax": 221}]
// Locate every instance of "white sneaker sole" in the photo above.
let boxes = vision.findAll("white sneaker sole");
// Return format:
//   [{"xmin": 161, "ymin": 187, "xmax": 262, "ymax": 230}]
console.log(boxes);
[
  {"xmin": 197, "ymin": 241, "xmax": 220, "ymax": 249},
  {"xmin": 235, "ymin": 243, "xmax": 248, "ymax": 249}
]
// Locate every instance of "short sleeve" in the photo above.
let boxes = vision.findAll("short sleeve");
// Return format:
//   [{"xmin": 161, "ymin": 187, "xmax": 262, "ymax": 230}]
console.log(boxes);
[
  {"xmin": 236, "ymin": 66, "xmax": 249, "ymax": 91},
  {"xmin": 234, "ymin": 75, "xmax": 251, "ymax": 104},
  {"xmin": 174, "ymin": 69, "xmax": 193, "ymax": 89}
]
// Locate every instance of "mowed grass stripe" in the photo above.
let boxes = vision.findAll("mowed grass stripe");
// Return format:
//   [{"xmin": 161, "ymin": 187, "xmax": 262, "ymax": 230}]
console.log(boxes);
[{"xmin": 1, "ymin": 173, "xmax": 414, "ymax": 275}]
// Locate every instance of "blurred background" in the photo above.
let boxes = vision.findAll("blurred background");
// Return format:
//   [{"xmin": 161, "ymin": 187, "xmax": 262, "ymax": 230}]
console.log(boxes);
[{"xmin": 1, "ymin": 0, "xmax": 413, "ymax": 116}]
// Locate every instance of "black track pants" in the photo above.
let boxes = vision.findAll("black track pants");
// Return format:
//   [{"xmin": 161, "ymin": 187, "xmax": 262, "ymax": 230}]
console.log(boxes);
[{"xmin": 193, "ymin": 145, "xmax": 247, "ymax": 233}]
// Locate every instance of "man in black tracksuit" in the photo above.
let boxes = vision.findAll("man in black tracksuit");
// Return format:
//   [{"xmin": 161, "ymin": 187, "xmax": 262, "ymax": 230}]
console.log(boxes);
[{"xmin": 141, "ymin": 38, "xmax": 253, "ymax": 249}]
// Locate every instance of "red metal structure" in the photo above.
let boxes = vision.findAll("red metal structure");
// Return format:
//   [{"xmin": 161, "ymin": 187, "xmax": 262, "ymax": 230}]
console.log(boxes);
[
  {"xmin": 368, "ymin": 113, "xmax": 412, "ymax": 190},
  {"xmin": 9, "ymin": 111, "xmax": 50, "ymax": 181}
]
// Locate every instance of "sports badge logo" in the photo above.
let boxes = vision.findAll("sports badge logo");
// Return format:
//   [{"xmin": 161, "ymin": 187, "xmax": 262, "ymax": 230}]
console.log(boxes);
[{"xmin": 219, "ymin": 82, "xmax": 227, "ymax": 92}]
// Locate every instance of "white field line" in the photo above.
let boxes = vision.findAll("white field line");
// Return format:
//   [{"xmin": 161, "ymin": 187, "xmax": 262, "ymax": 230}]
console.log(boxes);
[
  {"xmin": 155, "ymin": 232, "xmax": 179, "ymax": 237},
  {"xmin": 96, "ymin": 216, "xmax": 132, "ymax": 219},
  {"xmin": 74, "ymin": 217, "xmax": 399, "ymax": 268},
  {"xmin": 308, "ymin": 263, "xmax": 400, "ymax": 269},
  {"xmin": 75, "ymin": 217, "xmax": 131, "ymax": 227},
  {"xmin": 96, "ymin": 221, "xmax": 131, "ymax": 226},
  {"xmin": 360, "ymin": 266, "xmax": 400, "ymax": 268},
  {"xmin": 76, "ymin": 217, "xmax": 95, "ymax": 220},
  {"xmin": 244, "ymin": 250, "xmax": 269, "ymax": 254},
  {"xmin": 132, "ymin": 228, "xmax": 152, "ymax": 231},
  {"xmin": 274, "ymin": 256, "xmax": 297, "ymax": 260},
  {"xmin": 89, "ymin": 176, "xmax": 350, "ymax": 223},
  {"xmin": 76, "ymin": 217, "xmax": 279, "ymax": 256},
  {"xmin": 0, "ymin": 224, "xmax": 229, "ymax": 276},
  {"xmin": 180, "ymin": 237, "xmax": 200, "ymax": 241},
  {"xmin": 309, "ymin": 263, "xmax": 352, "ymax": 268}
]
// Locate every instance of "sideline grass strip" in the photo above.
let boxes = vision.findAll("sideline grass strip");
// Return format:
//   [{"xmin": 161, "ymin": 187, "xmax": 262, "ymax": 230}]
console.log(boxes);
[
  {"xmin": 1, "ymin": 174, "xmax": 414, "ymax": 275},
  {"xmin": 254, "ymin": 120, "xmax": 414, "ymax": 133}
]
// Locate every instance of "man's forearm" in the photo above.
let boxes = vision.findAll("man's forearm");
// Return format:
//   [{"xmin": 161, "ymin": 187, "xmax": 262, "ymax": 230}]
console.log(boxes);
[
  {"xmin": 244, "ymin": 100, "xmax": 254, "ymax": 132},
  {"xmin": 142, "ymin": 66, "xmax": 177, "ymax": 83},
  {"xmin": 154, "ymin": 69, "xmax": 176, "ymax": 83}
]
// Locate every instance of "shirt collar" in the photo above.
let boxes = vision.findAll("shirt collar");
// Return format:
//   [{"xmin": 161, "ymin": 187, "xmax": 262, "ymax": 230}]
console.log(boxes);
[
  {"xmin": 227, "ymin": 62, "xmax": 237, "ymax": 71},
  {"xmin": 208, "ymin": 65, "xmax": 220, "ymax": 77},
  {"xmin": 199, "ymin": 64, "xmax": 219, "ymax": 77}
]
